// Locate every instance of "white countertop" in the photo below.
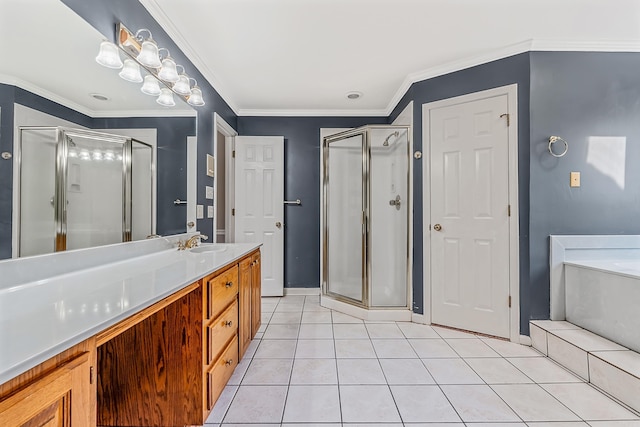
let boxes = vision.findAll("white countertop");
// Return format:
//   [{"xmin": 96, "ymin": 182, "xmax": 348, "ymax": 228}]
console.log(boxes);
[{"xmin": 0, "ymin": 241, "xmax": 260, "ymax": 385}]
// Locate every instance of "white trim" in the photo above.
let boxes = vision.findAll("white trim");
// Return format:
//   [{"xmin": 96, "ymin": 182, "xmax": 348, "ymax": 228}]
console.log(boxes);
[
  {"xmin": 212, "ymin": 113, "xmax": 238, "ymax": 244},
  {"xmin": 0, "ymin": 74, "xmax": 196, "ymax": 119},
  {"xmin": 411, "ymin": 313, "xmax": 428, "ymax": 325},
  {"xmin": 320, "ymin": 295, "xmax": 413, "ymax": 322},
  {"xmin": 422, "ymin": 84, "xmax": 520, "ymax": 342},
  {"xmin": 284, "ymin": 287, "xmax": 320, "ymax": 296},
  {"xmin": 530, "ymin": 39, "xmax": 640, "ymax": 52},
  {"xmin": 237, "ymin": 108, "xmax": 389, "ymax": 117},
  {"xmin": 139, "ymin": 0, "xmax": 239, "ymax": 115},
  {"xmin": 519, "ymin": 335, "xmax": 532, "ymax": 346}
]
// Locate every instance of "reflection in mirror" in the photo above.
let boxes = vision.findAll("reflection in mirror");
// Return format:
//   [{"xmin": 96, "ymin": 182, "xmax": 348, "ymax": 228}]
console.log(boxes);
[{"xmin": 0, "ymin": 0, "xmax": 197, "ymax": 259}]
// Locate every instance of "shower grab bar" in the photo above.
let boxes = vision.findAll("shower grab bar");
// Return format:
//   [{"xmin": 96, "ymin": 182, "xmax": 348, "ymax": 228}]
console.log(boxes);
[{"xmin": 284, "ymin": 199, "xmax": 301, "ymax": 205}]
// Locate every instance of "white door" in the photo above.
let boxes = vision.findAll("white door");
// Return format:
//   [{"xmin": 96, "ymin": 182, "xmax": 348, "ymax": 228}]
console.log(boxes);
[
  {"xmin": 234, "ymin": 136, "xmax": 284, "ymax": 296},
  {"xmin": 430, "ymin": 94, "xmax": 511, "ymax": 338}
]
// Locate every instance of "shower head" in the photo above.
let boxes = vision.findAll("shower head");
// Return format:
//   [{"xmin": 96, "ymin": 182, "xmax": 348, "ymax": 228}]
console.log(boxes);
[{"xmin": 382, "ymin": 131, "xmax": 400, "ymax": 147}]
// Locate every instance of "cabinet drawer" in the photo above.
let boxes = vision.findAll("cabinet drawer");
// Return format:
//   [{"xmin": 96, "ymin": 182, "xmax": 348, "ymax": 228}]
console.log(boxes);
[
  {"xmin": 208, "ymin": 299, "xmax": 238, "ymax": 365},
  {"xmin": 207, "ymin": 335, "xmax": 238, "ymax": 410},
  {"xmin": 206, "ymin": 266, "xmax": 239, "ymax": 320}
]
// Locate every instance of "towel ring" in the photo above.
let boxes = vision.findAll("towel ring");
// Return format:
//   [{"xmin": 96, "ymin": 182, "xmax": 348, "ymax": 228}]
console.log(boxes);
[{"xmin": 548, "ymin": 136, "xmax": 568, "ymax": 158}]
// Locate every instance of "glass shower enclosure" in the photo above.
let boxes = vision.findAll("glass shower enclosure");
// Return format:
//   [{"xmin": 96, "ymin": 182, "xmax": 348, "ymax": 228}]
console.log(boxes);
[
  {"xmin": 323, "ymin": 125, "xmax": 410, "ymax": 309},
  {"xmin": 18, "ymin": 127, "xmax": 153, "ymax": 257}
]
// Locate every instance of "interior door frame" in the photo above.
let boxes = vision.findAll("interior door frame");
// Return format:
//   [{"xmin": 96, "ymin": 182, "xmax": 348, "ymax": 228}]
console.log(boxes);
[
  {"xmin": 213, "ymin": 112, "xmax": 238, "ymax": 243},
  {"xmin": 422, "ymin": 84, "xmax": 521, "ymax": 342}
]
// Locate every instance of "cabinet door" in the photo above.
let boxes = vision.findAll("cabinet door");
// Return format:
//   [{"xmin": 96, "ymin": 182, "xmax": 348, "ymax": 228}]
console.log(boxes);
[
  {"xmin": 0, "ymin": 352, "xmax": 91, "ymax": 427},
  {"xmin": 251, "ymin": 252, "xmax": 262, "ymax": 337},
  {"xmin": 238, "ymin": 257, "xmax": 252, "ymax": 358}
]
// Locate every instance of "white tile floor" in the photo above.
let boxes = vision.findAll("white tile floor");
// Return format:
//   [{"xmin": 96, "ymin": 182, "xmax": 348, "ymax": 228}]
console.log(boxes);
[{"xmin": 205, "ymin": 295, "xmax": 640, "ymax": 426}]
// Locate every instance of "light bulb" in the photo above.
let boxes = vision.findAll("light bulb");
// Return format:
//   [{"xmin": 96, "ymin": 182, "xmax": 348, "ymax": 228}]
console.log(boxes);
[
  {"xmin": 141, "ymin": 75, "xmax": 161, "ymax": 96},
  {"xmin": 136, "ymin": 39, "xmax": 161, "ymax": 68},
  {"xmin": 173, "ymin": 74, "xmax": 192, "ymax": 96},
  {"xmin": 119, "ymin": 59, "xmax": 143, "ymax": 83},
  {"xmin": 187, "ymin": 86, "xmax": 205, "ymax": 106},
  {"xmin": 95, "ymin": 41, "xmax": 123, "ymax": 69},
  {"xmin": 158, "ymin": 56, "xmax": 179, "ymax": 82},
  {"xmin": 156, "ymin": 88, "xmax": 175, "ymax": 107}
]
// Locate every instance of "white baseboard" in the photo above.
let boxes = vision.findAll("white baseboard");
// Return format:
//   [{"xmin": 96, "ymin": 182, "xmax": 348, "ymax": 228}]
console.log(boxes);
[
  {"xmin": 520, "ymin": 334, "xmax": 532, "ymax": 346},
  {"xmin": 284, "ymin": 287, "xmax": 320, "ymax": 296},
  {"xmin": 411, "ymin": 313, "xmax": 428, "ymax": 324}
]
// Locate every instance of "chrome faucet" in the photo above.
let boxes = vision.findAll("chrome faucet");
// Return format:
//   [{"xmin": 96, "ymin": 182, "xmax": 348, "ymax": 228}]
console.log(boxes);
[{"xmin": 178, "ymin": 234, "xmax": 208, "ymax": 250}]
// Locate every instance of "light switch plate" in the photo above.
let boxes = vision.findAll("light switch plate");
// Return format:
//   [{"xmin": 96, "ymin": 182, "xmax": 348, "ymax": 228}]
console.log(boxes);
[
  {"xmin": 206, "ymin": 154, "xmax": 215, "ymax": 177},
  {"xmin": 570, "ymin": 171, "xmax": 581, "ymax": 187},
  {"xmin": 207, "ymin": 206, "xmax": 214, "ymax": 218},
  {"xmin": 205, "ymin": 186, "xmax": 214, "ymax": 199},
  {"xmin": 196, "ymin": 205, "xmax": 204, "ymax": 219}
]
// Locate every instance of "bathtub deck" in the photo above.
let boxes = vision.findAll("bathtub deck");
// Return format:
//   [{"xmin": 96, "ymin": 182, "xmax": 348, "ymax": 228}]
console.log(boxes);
[{"xmin": 531, "ymin": 320, "xmax": 640, "ymax": 413}]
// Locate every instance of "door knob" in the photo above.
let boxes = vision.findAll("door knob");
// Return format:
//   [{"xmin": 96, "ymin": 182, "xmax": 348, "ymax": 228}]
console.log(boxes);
[
  {"xmin": 187, "ymin": 221, "xmax": 195, "ymax": 228},
  {"xmin": 275, "ymin": 221, "xmax": 282, "ymax": 229},
  {"xmin": 433, "ymin": 224, "xmax": 442, "ymax": 231}
]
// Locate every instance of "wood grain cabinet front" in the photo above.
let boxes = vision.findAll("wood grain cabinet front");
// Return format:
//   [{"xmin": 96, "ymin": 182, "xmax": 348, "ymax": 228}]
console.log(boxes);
[
  {"xmin": 0, "ymin": 341, "xmax": 95, "ymax": 427},
  {"xmin": 206, "ymin": 265, "xmax": 239, "ymax": 320},
  {"xmin": 208, "ymin": 299, "xmax": 239, "ymax": 365},
  {"xmin": 207, "ymin": 335, "xmax": 239, "ymax": 410}
]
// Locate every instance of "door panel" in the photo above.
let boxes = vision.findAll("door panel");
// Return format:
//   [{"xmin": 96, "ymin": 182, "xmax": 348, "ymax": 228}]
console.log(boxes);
[
  {"xmin": 235, "ymin": 136, "xmax": 284, "ymax": 297},
  {"xmin": 430, "ymin": 94, "xmax": 510, "ymax": 338}
]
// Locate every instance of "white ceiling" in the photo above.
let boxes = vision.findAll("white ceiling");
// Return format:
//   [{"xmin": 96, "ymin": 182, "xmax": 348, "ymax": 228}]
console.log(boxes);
[
  {"xmin": 0, "ymin": 0, "xmax": 194, "ymax": 118},
  {"xmin": 141, "ymin": 0, "xmax": 640, "ymax": 116}
]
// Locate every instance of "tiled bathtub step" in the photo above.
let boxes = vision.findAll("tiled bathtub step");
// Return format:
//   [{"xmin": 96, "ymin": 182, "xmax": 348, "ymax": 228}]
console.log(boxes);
[{"xmin": 530, "ymin": 320, "xmax": 640, "ymax": 413}]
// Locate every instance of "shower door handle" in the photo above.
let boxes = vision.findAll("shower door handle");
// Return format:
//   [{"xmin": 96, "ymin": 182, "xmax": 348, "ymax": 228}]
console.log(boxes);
[{"xmin": 389, "ymin": 195, "xmax": 401, "ymax": 210}]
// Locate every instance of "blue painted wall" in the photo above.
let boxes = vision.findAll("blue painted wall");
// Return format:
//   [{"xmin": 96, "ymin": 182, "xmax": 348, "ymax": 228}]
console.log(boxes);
[
  {"xmin": 238, "ymin": 116, "xmax": 387, "ymax": 288},
  {"xmin": 528, "ymin": 51, "xmax": 640, "ymax": 322}
]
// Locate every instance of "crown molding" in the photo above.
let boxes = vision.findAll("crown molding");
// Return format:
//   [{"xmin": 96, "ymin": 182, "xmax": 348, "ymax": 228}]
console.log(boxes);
[
  {"xmin": 0, "ymin": 75, "xmax": 196, "ymax": 119},
  {"xmin": 531, "ymin": 39, "xmax": 640, "ymax": 52},
  {"xmin": 237, "ymin": 108, "xmax": 389, "ymax": 117},
  {"xmin": 139, "ymin": 0, "xmax": 240, "ymax": 115}
]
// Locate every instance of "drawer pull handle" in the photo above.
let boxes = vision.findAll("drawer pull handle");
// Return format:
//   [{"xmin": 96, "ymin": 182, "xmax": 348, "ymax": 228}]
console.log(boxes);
[
  {"xmin": 225, "ymin": 281, "xmax": 233, "ymax": 288},
  {"xmin": 224, "ymin": 320, "xmax": 233, "ymax": 327},
  {"xmin": 225, "ymin": 359, "xmax": 234, "ymax": 366}
]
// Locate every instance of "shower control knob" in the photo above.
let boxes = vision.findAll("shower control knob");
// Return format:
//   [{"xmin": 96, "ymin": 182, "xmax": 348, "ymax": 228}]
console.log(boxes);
[{"xmin": 433, "ymin": 224, "xmax": 442, "ymax": 231}]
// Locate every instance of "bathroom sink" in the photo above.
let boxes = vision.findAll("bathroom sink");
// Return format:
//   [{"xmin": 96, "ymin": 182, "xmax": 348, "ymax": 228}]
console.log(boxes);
[{"xmin": 190, "ymin": 244, "xmax": 228, "ymax": 253}]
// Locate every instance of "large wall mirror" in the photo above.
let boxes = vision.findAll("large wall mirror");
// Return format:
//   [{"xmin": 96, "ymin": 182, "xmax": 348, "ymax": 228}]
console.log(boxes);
[{"xmin": 0, "ymin": 0, "xmax": 197, "ymax": 258}]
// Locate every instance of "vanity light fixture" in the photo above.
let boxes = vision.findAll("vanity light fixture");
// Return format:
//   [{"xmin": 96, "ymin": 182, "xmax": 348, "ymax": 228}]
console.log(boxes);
[
  {"xmin": 119, "ymin": 58, "xmax": 143, "ymax": 83},
  {"xmin": 95, "ymin": 41, "xmax": 123, "ymax": 69},
  {"xmin": 95, "ymin": 23, "xmax": 206, "ymax": 107},
  {"xmin": 156, "ymin": 87, "xmax": 176, "ymax": 107},
  {"xmin": 141, "ymin": 75, "xmax": 161, "ymax": 96}
]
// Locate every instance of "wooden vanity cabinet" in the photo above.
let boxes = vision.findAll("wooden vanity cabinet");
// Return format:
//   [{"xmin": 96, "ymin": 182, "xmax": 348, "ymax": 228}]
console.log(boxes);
[
  {"xmin": 239, "ymin": 249, "xmax": 262, "ymax": 358},
  {"xmin": 0, "ymin": 339, "xmax": 96, "ymax": 427}
]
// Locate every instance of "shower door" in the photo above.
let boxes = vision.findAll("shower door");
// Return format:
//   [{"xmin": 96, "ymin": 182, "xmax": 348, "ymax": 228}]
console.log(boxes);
[
  {"xmin": 18, "ymin": 127, "xmax": 153, "ymax": 257},
  {"xmin": 323, "ymin": 126, "xmax": 410, "ymax": 309},
  {"xmin": 324, "ymin": 131, "xmax": 366, "ymax": 305}
]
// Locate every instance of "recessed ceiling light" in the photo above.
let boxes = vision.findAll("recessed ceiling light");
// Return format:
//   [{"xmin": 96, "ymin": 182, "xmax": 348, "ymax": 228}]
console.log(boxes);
[
  {"xmin": 90, "ymin": 93, "xmax": 110, "ymax": 101},
  {"xmin": 346, "ymin": 91, "xmax": 362, "ymax": 100}
]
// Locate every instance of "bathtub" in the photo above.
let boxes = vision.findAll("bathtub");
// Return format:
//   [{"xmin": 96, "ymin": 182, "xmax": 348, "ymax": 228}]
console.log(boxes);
[{"xmin": 564, "ymin": 259, "xmax": 640, "ymax": 353}]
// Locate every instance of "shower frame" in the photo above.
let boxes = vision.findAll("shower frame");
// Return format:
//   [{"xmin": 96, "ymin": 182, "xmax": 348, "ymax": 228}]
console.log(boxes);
[
  {"xmin": 16, "ymin": 126, "xmax": 149, "ymax": 255},
  {"xmin": 322, "ymin": 125, "xmax": 411, "ymax": 310}
]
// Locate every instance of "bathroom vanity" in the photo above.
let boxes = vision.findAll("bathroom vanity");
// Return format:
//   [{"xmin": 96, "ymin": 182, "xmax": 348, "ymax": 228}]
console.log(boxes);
[{"xmin": 0, "ymin": 237, "xmax": 261, "ymax": 426}]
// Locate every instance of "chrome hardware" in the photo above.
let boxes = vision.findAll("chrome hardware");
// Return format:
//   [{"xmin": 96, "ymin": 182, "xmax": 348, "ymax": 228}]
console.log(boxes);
[
  {"xmin": 224, "ymin": 320, "xmax": 233, "ymax": 327},
  {"xmin": 1, "ymin": 152, "xmax": 12, "ymax": 160},
  {"xmin": 275, "ymin": 221, "xmax": 282, "ymax": 229},
  {"xmin": 225, "ymin": 359, "xmax": 234, "ymax": 366},
  {"xmin": 389, "ymin": 195, "xmax": 401, "ymax": 210},
  {"xmin": 284, "ymin": 199, "xmax": 301, "ymax": 205},
  {"xmin": 187, "ymin": 221, "xmax": 195, "ymax": 228},
  {"xmin": 433, "ymin": 224, "xmax": 442, "ymax": 231},
  {"xmin": 414, "ymin": 150, "xmax": 422, "ymax": 159},
  {"xmin": 225, "ymin": 281, "xmax": 233, "ymax": 288},
  {"xmin": 548, "ymin": 135, "xmax": 568, "ymax": 158},
  {"xmin": 173, "ymin": 199, "xmax": 187, "ymax": 205}
]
